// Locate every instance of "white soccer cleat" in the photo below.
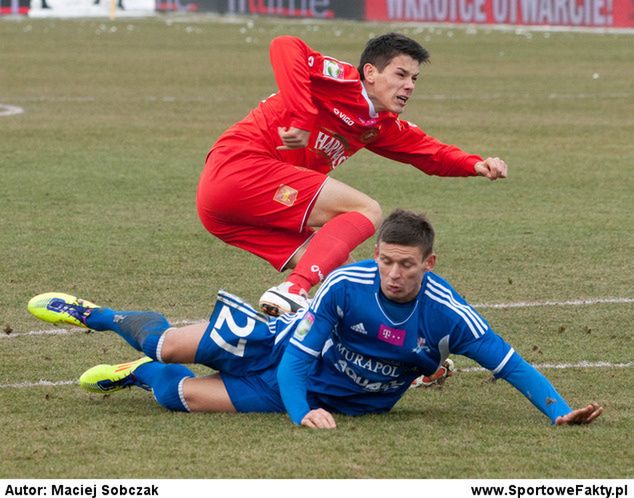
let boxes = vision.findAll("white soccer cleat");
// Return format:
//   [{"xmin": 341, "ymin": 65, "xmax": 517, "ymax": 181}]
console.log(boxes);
[
  {"xmin": 259, "ymin": 282, "xmax": 309, "ymax": 317},
  {"xmin": 410, "ymin": 359, "xmax": 455, "ymax": 389}
]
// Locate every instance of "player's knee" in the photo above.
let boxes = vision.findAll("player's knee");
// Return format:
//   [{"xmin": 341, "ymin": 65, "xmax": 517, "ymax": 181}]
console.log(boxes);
[
  {"xmin": 180, "ymin": 377, "xmax": 237, "ymax": 413},
  {"xmin": 181, "ymin": 387, "xmax": 208, "ymax": 413},
  {"xmin": 360, "ymin": 199, "xmax": 382, "ymax": 230},
  {"xmin": 158, "ymin": 338, "xmax": 179, "ymax": 363}
]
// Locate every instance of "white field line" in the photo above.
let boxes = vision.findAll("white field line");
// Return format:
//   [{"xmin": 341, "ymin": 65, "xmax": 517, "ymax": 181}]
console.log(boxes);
[
  {"xmin": 2, "ymin": 380, "xmax": 77, "ymax": 389},
  {"xmin": 1, "ymin": 91, "xmax": 630, "ymax": 106},
  {"xmin": 0, "ymin": 103, "xmax": 25, "ymax": 116},
  {"xmin": 2, "ymin": 297, "xmax": 630, "ymax": 389},
  {"xmin": 474, "ymin": 296, "xmax": 634, "ymax": 309},
  {"xmin": 412, "ymin": 92, "xmax": 631, "ymax": 101},
  {"xmin": 1, "ymin": 96, "xmax": 96, "ymax": 102},
  {"xmin": 1, "ymin": 360, "xmax": 630, "ymax": 390},
  {"xmin": 459, "ymin": 361, "xmax": 633, "ymax": 373},
  {"xmin": 0, "ymin": 320, "xmax": 202, "ymax": 340},
  {"xmin": 2, "ymin": 296, "xmax": 632, "ymax": 340}
]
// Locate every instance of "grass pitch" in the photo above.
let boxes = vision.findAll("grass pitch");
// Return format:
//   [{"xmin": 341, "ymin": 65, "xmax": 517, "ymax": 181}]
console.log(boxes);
[{"xmin": 0, "ymin": 17, "xmax": 632, "ymax": 479}]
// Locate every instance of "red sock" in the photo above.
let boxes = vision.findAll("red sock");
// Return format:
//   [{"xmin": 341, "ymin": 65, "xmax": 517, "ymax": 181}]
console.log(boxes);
[{"xmin": 288, "ymin": 211, "xmax": 376, "ymax": 293}]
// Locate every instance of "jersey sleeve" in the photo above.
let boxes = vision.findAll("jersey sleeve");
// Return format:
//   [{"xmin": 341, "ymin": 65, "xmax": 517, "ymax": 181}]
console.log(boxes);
[
  {"xmin": 501, "ymin": 357, "xmax": 572, "ymax": 423},
  {"xmin": 276, "ymin": 348, "xmax": 316, "ymax": 425},
  {"xmin": 269, "ymin": 35, "xmax": 319, "ymax": 132},
  {"xmin": 423, "ymin": 274, "xmax": 511, "ymax": 371},
  {"xmin": 276, "ymin": 275, "xmax": 344, "ymax": 425},
  {"xmin": 367, "ymin": 119, "xmax": 481, "ymax": 177},
  {"xmin": 451, "ymin": 325, "xmax": 573, "ymax": 423},
  {"xmin": 425, "ymin": 275, "xmax": 574, "ymax": 424}
]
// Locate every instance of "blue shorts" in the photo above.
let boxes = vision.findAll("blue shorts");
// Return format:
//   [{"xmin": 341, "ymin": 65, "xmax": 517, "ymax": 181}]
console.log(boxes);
[
  {"xmin": 221, "ymin": 366, "xmax": 328, "ymax": 415},
  {"xmin": 221, "ymin": 367, "xmax": 286, "ymax": 413},
  {"xmin": 194, "ymin": 290, "xmax": 292, "ymax": 376},
  {"xmin": 195, "ymin": 291, "xmax": 305, "ymax": 414}
]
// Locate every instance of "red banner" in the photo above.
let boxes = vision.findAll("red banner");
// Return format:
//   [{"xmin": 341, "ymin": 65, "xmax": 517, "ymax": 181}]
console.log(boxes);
[
  {"xmin": 0, "ymin": 0, "xmax": 29, "ymax": 15},
  {"xmin": 365, "ymin": 0, "xmax": 634, "ymax": 27}
]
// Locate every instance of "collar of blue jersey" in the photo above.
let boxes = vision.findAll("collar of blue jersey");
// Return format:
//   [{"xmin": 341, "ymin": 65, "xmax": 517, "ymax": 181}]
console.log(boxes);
[{"xmin": 375, "ymin": 288, "xmax": 419, "ymax": 326}]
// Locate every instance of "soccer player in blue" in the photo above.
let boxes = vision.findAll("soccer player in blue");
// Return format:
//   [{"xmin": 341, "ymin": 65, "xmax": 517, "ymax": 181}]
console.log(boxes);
[{"xmin": 28, "ymin": 209, "xmax": 603, "ymax": 429}]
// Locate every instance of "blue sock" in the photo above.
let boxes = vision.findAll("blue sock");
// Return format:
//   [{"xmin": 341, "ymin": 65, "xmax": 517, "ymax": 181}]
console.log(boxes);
[
  {"xmin": 135, "ymin": 362, "xmax": 194, "ymax": 412},
  {"xmin": 85, "ymin": 308, "xmax": 170, "ymax": 357}
]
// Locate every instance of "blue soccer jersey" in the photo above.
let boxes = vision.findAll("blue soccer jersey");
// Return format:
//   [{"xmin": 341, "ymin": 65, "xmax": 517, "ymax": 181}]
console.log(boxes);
[
  {"xmin": 277, "ymin": 260, "xmax": 572, "ymax": 424},
  {"xmin": 194, "ymin": 268, "xmax": 572, "ymax": 424}
]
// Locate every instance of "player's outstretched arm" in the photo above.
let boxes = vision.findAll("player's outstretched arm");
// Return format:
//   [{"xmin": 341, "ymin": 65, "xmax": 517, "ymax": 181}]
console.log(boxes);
[
  {"xmin": 301, "ymin": 408, "xmax": 337, "ymax": 429},
  {"xmin": 474, "ymin": 157, "xmax": 508, "ymax": 180},
  {"xmin": 555, "ymin": 403, "xmax": 604, "ymax": 425}
]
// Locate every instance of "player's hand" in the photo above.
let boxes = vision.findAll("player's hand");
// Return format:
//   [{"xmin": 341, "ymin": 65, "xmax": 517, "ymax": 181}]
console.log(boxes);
[
  {"xmin": 300, "ymin": 408, "xmax": 337, "ymax": 429},
  {"xmin": 555, "ymin": 403, "xmax": 604, "ymax": 425},
  {"xmin": 277, "ymin": 127, "xmax": 310, "ymax": 150},
  {"xmin": 474, "ymin": 157, "xmax": 508, "ymax": 180}
]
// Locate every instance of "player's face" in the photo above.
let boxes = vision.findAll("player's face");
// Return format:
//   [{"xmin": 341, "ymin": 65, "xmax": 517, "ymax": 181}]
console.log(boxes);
[
  {"xmin": 363, "ymin": 54, "xmax": 420, "ymax": 114},
  {"xmin": 375, "ymin": 242, "xmax": 436, "ymax": 303}
]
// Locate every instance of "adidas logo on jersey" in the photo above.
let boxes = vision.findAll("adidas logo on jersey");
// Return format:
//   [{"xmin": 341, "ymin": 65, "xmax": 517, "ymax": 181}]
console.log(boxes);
[{"xmin": 351, "ymin": 322, "xmax": 367, "ymax": 335}]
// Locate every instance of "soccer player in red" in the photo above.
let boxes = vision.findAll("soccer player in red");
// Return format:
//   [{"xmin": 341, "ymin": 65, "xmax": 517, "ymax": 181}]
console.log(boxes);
[{"xmin": 196, "ymin": 33, "xmax": 508, "ymax": 316}]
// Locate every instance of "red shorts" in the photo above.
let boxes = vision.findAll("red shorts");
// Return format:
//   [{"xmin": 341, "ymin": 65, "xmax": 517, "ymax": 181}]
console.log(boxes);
[{"xmin": 196, "ymin": 145, "xmax": 328, "ymax": 271}]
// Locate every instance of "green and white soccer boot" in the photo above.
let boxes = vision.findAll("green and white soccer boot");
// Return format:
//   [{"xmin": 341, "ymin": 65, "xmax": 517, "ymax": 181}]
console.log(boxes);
[
  {"xmin": 27, "ymin": 292, "xmax": 99, "ymax": 328},
  {"xmin": 79, "ymin": 357, "xmax": 153, "ymax": 393}
]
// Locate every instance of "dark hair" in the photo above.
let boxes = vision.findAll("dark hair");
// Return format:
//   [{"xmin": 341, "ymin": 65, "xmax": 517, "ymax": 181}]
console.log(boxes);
[
  {"xmin": 377, "ymin": 209, "xmax": 435, "ymax": 259},
  {"xmin": 358, "ymin": 33, "xmax": 430, "ymax": 81}
]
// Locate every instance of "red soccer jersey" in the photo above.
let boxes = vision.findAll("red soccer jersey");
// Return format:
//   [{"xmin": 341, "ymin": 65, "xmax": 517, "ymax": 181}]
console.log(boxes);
[{"xmin": 212, "ymin": 35, "xmax": 481, "ymax": 177}]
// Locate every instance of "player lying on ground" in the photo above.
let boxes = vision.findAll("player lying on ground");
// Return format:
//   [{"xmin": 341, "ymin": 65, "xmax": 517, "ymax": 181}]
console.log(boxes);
[
  {"xmin": 196, "ymin": 33, "xmax": 508, "ymax": 316},
  {"xmin": 29, "ymin": 210, "xmax": 601, "ymax": 429}
]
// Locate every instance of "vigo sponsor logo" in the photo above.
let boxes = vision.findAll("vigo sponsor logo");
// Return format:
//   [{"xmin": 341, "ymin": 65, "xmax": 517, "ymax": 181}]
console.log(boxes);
[
  {"xmin": 378, "ymin": 324, "xmax": 406, "ymax": 346},
  {"xmin": 312, "ymin": 130, "xmax": 349, "ymax": 168},
  {"xmin": 333, "ymin": 107, "xmax": 355, "ymax": 126}
]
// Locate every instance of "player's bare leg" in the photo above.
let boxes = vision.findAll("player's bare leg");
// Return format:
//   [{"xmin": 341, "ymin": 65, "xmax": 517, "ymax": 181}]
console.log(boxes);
[
  {"xmin": 306, "ymin": 177, "xmax": 382, "ymax": 228},
  {"xmin": 158, "ymin": 323, "xmax": 207, "ymax": 363},
  {"xmin": 259, "ymin": 178, "xmax": 381, "ymax": 316},
  {"xmin": 181, "ymin": 374, "xmax": 237, "ymax": 413},
  {"xmin": 78, "ymin": 359, "xmax": 232, "ymax": 413}
]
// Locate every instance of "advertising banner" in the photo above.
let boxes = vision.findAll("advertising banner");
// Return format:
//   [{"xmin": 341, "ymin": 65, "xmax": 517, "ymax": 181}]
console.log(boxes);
[
  {"xmin": 0, "ymin": 0, "xmax": 29, "ymax": 15},
  {"xmin": 24, "ymin": 0, "xmax": 154, "ymax": 17},
  {"xmin": 4, "ymin": 0, "xmax": 630, "ymax": 28},
  {"xmin": 156, "ymin": 0, "xmax": 364, "ymax": 18},
  {"xmin": 365, "ymin": 0, "xmax": 633, "ymax": 28}
]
